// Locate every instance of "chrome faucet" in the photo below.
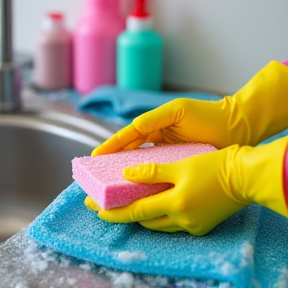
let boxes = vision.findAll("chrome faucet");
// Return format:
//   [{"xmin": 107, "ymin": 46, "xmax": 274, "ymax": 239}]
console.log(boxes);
[{"xmin": 0, "ymin": 0, "xmax": 21, "ymax": 111}]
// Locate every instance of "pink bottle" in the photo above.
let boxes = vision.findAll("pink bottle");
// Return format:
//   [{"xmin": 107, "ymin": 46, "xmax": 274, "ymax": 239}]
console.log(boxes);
[
  {"xmin": 73, "ymin": 0, "xmax": 125, "ymax": 95},
  {"xmin": 34, "ymin": 13, "xmax": 73, "ymax": 90}
]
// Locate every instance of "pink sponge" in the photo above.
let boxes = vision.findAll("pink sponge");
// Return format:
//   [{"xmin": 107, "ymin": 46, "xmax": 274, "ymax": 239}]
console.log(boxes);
[{"xmin": 72, "ymin": 143, "xmax": 217, "ymax": 210}]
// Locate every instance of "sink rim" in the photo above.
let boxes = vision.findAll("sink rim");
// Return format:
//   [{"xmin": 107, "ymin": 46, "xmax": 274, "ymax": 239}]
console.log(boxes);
[
  {"xmin": 0, "ymin": 87, "xmax": 117, "ymax": 147},
  {"xmin": 0, "ymin": 87, "xmax": 117, "ymax": 243},
  {"xmin": 0, "ymin": 112, "xmax": 105, "ymax": 148}
]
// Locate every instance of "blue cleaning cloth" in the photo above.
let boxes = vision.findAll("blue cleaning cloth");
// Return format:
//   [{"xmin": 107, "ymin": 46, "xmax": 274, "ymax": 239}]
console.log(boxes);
[
  {"xmin": 253, "ymin": 208, "xmax": 288, "ymax": 286},
  {"xmin": 26, "ymin": 182, "xmax": 288, "ymax": 287},
  {"xmin": 40, "ymin": 85, "xmax": 288, "ymax": 143},
  {"xmin": 77, "ymin": 86, "xmax": 222, "ymax": 127}
]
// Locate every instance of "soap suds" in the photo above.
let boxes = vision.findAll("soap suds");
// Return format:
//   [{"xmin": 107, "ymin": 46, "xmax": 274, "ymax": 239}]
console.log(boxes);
[
  {"xmin": 79, "ymin": 263, "xmax": 92, "ymax": 271},
  {"xmin": 241, "ymin": 242, "xmax": 254, "ymax": 258},
  {"xmin": 23, "ymin": 240, "xmax": 57, "ymax": 274},
  {"xmin": 221, "ymin": 262, "xmax": 238, "ymax": 276},
  {"xmin": 275, "ymin": 268, "xmax": 288, "ymax": 288},
  {"xmin": 240, "ymin": 242, "xmax": 254, "ymax": 268},
  {"xmin": 208, "ymin": 251, "xmax": 239, "ymax": 276},
  {"xmin": 0, "ymin": 229, "xmax": 231, "ymax": 288},
  {"xmin": 14, "ymin": 283, "xmax": 29, "ymax": 288},
  {"xmin": 117, "ymin": 251, "xmax": 147, "ymax": 263},
  {"xmin": 112, "ymin": 272, "xmax": 134, "ymax": 288}
]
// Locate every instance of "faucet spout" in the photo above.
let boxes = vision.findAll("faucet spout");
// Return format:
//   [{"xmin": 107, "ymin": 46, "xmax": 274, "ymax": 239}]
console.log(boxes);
[{"xmin": 0, "ymin": 0, "xmax": 21, "ymax": 112}]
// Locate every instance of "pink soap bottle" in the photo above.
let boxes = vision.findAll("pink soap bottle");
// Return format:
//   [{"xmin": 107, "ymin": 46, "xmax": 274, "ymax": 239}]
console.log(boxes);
[
  {"xmin": 34, "ymin": 13, "xmax": 73, "ymax": 90},
  {"xmin": 73, "ymin": 0, "xmax": 125, "ymax": 95}
]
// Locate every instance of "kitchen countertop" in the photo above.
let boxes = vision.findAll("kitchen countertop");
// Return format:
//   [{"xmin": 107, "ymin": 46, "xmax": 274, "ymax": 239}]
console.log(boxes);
[
  {"xmin": 0, "ymin": 229, "xmax": 214, "ymax": 288},
  {"xmin": 0, "ymin": 229, "xmax": 112, "ymax": 288}
]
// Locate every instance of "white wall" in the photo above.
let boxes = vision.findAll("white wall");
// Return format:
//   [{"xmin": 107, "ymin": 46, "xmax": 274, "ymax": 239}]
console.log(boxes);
[
  {"xmin": 152, "ymin": 0, "xmax": 288, "ymax": 94},
  {"xmin": 14, "ymin": 0, "xmax": 288, "ymax": 94},
  {"xmin": 14, "ymin": 0, "xmax": 82, "ymax": 52}
]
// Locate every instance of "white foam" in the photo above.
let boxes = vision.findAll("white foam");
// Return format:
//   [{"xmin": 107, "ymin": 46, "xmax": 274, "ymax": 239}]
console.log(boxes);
[
  {"xmin": 117, "ymin": 251, "xmax": 147, "ymax": 263},
  {"xmin": 0, "ymin": 229, "xmax": 232, "ymax": 288},
  {"xmin": 221, "ymin": 262, "xmax": 237, "ymax": 276},
  {"xmin": 14, "ymin": 283, "xmax": 29, "ymax": 288},
  {"xmin": 112, "ymin": 272, "xmax": 134, "ymax": 288},
  {"xmin": 79, "ymin": 263, "xmax": 92, "ymax": 271},
  {"xmin": 276, "ymin": 268, "xmax": 288, "ymax": 288}
]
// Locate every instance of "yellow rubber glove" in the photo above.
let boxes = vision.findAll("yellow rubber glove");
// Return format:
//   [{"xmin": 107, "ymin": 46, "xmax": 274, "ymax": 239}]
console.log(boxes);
[
  {"xmin": 92, "ymin": 61, "xmax": 288, "ymax": 156},
  {"xmin": 86, "ymin": 137, "xmax": 288, "ymax": 236}
]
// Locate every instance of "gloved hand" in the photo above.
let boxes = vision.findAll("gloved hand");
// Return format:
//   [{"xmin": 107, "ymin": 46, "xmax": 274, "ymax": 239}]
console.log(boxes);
[
  {"xmin": 92, "ymin": 61, "xmax": 288, "ymax": 156},
  {"xmin": 86, "ymin": 136, "xmax": 288, "ymax": 236}
]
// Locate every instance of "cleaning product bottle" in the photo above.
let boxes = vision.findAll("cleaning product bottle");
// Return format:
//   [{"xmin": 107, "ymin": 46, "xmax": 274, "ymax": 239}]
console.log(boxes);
[
  {"xmin": 117, "ymin": 0, "xmax": 163, "ymax": 91},
  {"xmin": 34, "ymin": 13, "xmax": 73, "ymax": 90},
  {"xmin": 74, "ymin": 0, "xmax": 125, "ymax": 95}
]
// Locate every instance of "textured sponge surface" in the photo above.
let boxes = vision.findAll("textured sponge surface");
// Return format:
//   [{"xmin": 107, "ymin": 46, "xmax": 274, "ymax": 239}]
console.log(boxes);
[{"xmin": 72, "ymin": 143, "xmax": 217, "ymax": 210}]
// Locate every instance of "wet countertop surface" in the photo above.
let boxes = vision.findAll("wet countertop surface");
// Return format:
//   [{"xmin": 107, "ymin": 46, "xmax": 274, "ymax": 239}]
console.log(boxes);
[
  {"xmin": 0, "ymin": 229, "xmax": 111, "ymax": 288},
  {"xmin": 0, "ymin": 229, "xmax": 176, "ymax": 288},
  {"xmin": 0, "ymin": 229, "xmax": 221, "ymax": 288}
]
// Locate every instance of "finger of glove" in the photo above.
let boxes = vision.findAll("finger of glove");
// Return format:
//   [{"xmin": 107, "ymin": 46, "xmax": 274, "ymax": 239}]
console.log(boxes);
[
  {"xmin": 98, "ymin": 189, "xmax": 172, "ymax": 223},
  {"xmin": 184, "ymin": 225, "xmax": 212, "ymax": 237},
  {"xmin": 139, "ymin": 219, "xmax": 184, "ymax": 233},
  {"xmin": 91, "ymin": 124, "xmax": 146, "ymax": 156},
  {"xmin": 139, "ymin": 216, "xmax": 177, "ymax": 230},
  {"xmin": 146, "ymin": 130, "xmax": 165, "ymax": 143},
  {"xmin": 123, "ymin": 162, "xmax": 177, "ymax": 184},
  {"xmin": 123, "ymin": 138, "xmax": 148, "ymax": 151},
  {"xmin": 133, "ymin": 100, "xmax": 184, "ymax": 136},
  {"xmin": 84, "ymin": 196, "xmax": 101, "ymax": 211}
]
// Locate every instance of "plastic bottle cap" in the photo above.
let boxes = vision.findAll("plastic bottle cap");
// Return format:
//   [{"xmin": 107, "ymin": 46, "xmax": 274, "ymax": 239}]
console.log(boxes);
[
  {"xmin": 43, "ymin": 12, "xmax": 65, "ymax": 31},
  {"xmin": 127, "ymin": 0, "xmax": 152, "ymax": 31},
  {"xmin": 131, "ymin": 0, "xmax": 149, "ymax": 18},
  {"xmin": 127, "ymin": 16, "xmax": 152, "ymax": 31},
  {"xmin": 48, "ymin": 13, "xmax": 64, "ymax": 21}
]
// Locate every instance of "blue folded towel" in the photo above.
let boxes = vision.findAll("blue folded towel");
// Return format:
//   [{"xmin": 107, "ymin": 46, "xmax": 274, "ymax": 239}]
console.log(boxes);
[
  {"xmin": 26, "ymin": 182, "xmax": 288, "ymax": 287},
  {"xmin": 76, "ymin": 85, "xmax": 288, "ymax": 142},
  {"xmin": 77, "ymin": 86, "xmax": 222, "ymax": 127}
]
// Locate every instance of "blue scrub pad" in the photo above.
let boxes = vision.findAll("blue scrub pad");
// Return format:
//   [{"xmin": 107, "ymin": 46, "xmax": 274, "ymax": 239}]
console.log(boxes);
[
  {"xmin": 26, "ymin": 182, "xmax": 288, "ymax": 287},
  {"xmin": 77, "ymin": 86, "xmax": 221, "ymax": 126}
]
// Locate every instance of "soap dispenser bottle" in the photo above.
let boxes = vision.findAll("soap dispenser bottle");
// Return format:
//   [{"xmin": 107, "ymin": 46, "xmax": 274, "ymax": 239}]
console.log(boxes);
[
  {"xmin": 117, "ymin": 0, "xmax": 163, "ymax": 91},
  {"xmin": 34, "ymin": 13, "xmax": 73, "ymax": 90},
  {"xmin": 74, "ymin": 0, "xmax": 125, "ymax": 95}
]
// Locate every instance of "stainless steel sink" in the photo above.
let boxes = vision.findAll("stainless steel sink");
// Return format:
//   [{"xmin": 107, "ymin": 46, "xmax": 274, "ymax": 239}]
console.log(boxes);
[{"xmin": 0, "ymin": 89, "xmax": 116, "ymax": 243}]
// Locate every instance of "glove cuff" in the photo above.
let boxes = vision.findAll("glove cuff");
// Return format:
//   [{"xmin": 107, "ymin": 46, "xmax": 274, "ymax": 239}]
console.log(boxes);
[
  {"xmin": 230, "ymin": 61, "xmax": 288, "ymax": 146},
  {"xmin": 283, "ymin": 147, "xmax": 288, "ymax": 209},
  {"xmin": 228, "ymin": 137, "xmax": 288, "ymax": 217}
]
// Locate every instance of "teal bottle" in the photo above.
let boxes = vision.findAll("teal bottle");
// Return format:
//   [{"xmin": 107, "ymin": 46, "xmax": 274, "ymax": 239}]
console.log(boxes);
[{"xmin": 117, "ymin": 0, "xmax": 163, "ymax": 91}]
